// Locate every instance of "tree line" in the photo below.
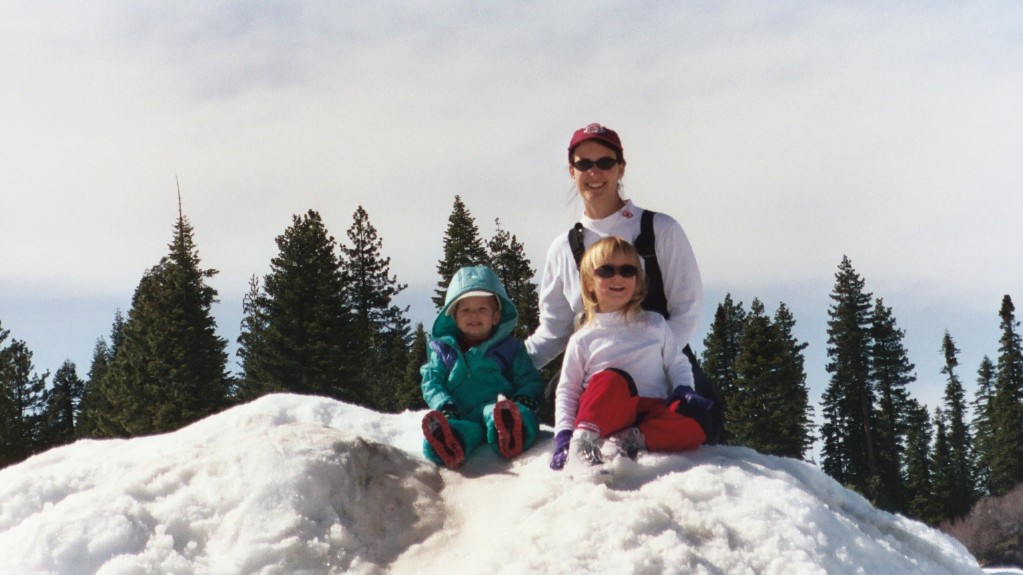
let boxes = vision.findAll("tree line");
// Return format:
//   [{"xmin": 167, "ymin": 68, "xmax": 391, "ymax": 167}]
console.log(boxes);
[
  {"xmin": 700, "ymin": 255, "xmax": 1023, "ymax": 526},
  {"xmin": 0, "ymin": 195, "xmax": 536, "ymax": 464},
  {"xmin": 2, "ymin": 196, "xmax": 1021, "ymax": 530}
]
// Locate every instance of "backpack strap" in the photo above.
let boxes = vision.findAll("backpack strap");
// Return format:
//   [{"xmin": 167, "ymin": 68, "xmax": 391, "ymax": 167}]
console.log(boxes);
[
  {"xmin": 566, "ymin": 212, "xmax": 668, "ymax": 318},
  {"xmin": 634, "ymin": 210, "xmax": 669, "ymax": 319},
  {"xmin": 568, "ymin": 222, "xmax": 586, "ymax": 270}
]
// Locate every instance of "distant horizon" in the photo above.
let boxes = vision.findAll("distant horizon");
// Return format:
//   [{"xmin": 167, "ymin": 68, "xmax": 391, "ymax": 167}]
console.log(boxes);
[{"xmin": 1, "ymin": 202, "xmax": 1011, "ymax": 424}]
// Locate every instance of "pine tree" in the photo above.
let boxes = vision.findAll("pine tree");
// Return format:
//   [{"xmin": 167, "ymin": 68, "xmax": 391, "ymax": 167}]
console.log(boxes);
[
  {"xmin": 433, "ymin": 195, "xmax": 490, "ymax": 310},
  {"xmin": 820, "ymin": 256, "xmax": 878, "ymax": 499},
  {"xmin": 39, "ymin": 360, "xmax": 84, "ymax": 448},
  {"xmin": 394, "ymin": 322, "xmax": 428, "ymax": 412},
  {"xmin": 903, "ymin": 399, "xmax": 934, "ymax": 522},
  {"xmin": 338, "ymin": 206, "xmax": 410, "ymax": 410},
  {"xmin": 0, "ymin": 325, "xmax": 49, "ymax": 468},
  {"xmin": 236, "ymin": 210, "xmax": 357, "ymax": 403},
  {"xmin": 728, "ymin": 300, "xmax": 811, "ymax": 458},
  {"xmin": 109, "ymin": 309, "xmax": 126, "ymax": 354},
  {"xmin": 869, "ymin": 298, "xmax": 915, "ymax": 512},
  {"xmin": 929, "ymin": 407, "xmax": 957, "ymax": 523},
  {"xmin": 101, "ymin": 197, "xmax": 230, "ymax": 436},
  {"xmin": 971, "ymin": 356, "xmax": 996, "ymax": 496},
  {"xmin": 488, "ymin": 218, "xmax": 539, "ymax": 338},
  {"xmin": 938, "ymin": 331, "xmax": 977, "ymax": 518},
  {"xmin": 728, "ymin": 299, "xmax": 774, "ymax": 451},
  {"xmin": 701, "ymin": 294, "xmax": 746, "ymax": 441},
  {"xmin": 76, "ymin": 315, "xmax": 123, "ymax": 438},
  {"xmin": 234, "ymin": 275, "xmax": 268, "ymax": 400},
  {"xmin": 988, "ymin": 295, "xmax": 1023, "ymax": 496},
  {"xmin": 773, "ymin": 302, "xmax": 814, "ymax": 458}
]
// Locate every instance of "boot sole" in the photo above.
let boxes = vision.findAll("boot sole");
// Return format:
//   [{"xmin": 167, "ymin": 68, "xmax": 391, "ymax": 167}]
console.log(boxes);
[
  {"xmin": 423, "ymin": 411, "xmax": 465, "ymax": 469},
  {"xmin": 494, "ymin": 400, "xmax": 524, "ymax": 459}
]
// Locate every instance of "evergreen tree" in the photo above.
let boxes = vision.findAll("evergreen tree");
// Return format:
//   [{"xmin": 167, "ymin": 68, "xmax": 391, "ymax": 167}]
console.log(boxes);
[
  {"xmin": 701, "ymin": 294, "xmax": 746, "ymax": 441},
  {"xmin": 234, "ymin": 275, "xmax": 268, "ymax": 399},
  {"xmin": 394, "ymin": 322, "xmax": 428, "ymax": 412},
  {"xmin": 971, "ymin": 356, "xmax": 996, "ymax": 496},
  {"xmin": 988, "ymin": 295, "xmax": 1023, "ymax": 496},
  {"xmin": 0, "ymin": 326, "xmax": 49, "ymax": 468},
  {"xmin": 728, "ymin": 300, "xmax": 811, "ymax": 458},
  {"xmin": 773, "ymin": 302, "xmax": 814, "ymax": 458},
  {"xmin": 236, "ymin": 210, "xmax": 357, "ymax": 403},
  {"xmin": 376, "ymin": 327, "xmax": 412, "ymax": 412},
  {"xmin": 433, "ymin": 195, "xmax": 489, "ymax": 310},
  {"xmin": 338, "ymin": 206, "xmax": 410, "ymax": 410},
  {"xmin": 820, "ymin": 256, "xmax": 878, "ymax": 500},
  {"xmin": 938, "ymin": 331, "xmax": 978, "ymax": 518},
  {"xmin": 39, "ymin": 360, "xmax": 84, "ymax": 448},
  {"xmin": 108, "ymin": 309, "xmax": 126, "ymax": 354},
  {"xmin": 929, "ymin": 407, "xmax": 956, "ymax": 521},
  {"xmin": 727, "ymin": 299, "xmax": 773, "ymax": 451},
  {"xmin": 869, "ymin": 298, "xmax": 915, "ymax": 512},
  {"xmin": 903, "ymin": 399, "xmax": 934, "ymax": 522},
  {"xmin": 488, "ymin": 218, "xmax": 539, "ymax": 339},
  {"xmin": 76, "ymin": 315, "xmax": 123, "ymax": 438},
  {"xmin": 101, "ymin": 199, "xmax": 230, "ymax": 436}
]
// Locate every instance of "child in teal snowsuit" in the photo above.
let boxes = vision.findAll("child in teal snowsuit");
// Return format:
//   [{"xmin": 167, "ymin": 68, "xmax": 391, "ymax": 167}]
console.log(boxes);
[{"xmin": 421, "ymin": 266, "xmax": 544, "ymax": 469}]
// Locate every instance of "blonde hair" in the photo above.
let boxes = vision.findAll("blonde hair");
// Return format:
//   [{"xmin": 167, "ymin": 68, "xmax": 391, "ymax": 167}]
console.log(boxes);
[{"xmin": 578, "ymin": 236, "xmax": 647, "ymax": 326}]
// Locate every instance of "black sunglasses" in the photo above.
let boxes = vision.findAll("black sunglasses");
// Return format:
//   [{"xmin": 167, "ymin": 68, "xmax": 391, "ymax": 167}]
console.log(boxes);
[
  {"xmin": 593, "ymin": 264, "xmax": 639, "ymax": 279},
  {"xmin": 572, "ymin": 157, "xmax": 620, "ymax": 171}
]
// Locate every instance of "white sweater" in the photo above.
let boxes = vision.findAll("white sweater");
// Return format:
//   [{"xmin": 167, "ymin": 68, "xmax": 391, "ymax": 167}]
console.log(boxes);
[
  {"xmin": 525, "ymin": 200, "xmax": 703, "ymax": 369},
  {"xmin": 553, "ymin": 310, "xmax": 694, "ymax": 434}
]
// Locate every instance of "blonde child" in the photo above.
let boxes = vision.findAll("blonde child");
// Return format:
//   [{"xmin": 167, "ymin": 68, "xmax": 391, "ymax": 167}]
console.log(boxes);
[{"xmin": 550, "ymin": 237, "xmax": 712, "ymax": 479}]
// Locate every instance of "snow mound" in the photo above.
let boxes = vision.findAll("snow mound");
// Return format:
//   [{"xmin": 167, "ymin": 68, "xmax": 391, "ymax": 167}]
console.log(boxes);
[{"xmin": 0, "ymin": 394, "xmax": 983, "ymax": 575}]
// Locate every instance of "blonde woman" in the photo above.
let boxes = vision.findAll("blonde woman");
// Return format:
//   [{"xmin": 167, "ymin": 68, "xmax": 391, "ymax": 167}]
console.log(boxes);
[{"xmin": 550, "ymin": 237, "xmax": 712, "ymax": 481}]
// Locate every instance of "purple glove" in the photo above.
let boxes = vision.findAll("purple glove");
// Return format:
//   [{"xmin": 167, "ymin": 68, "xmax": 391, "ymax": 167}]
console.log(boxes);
[
  {"xmin": 549, "ymin": 430, "xmax": 573, "ymax": 470},
  {"xmin": 666, "ymin": 385, "xmax": 714, "ymax": 411}
]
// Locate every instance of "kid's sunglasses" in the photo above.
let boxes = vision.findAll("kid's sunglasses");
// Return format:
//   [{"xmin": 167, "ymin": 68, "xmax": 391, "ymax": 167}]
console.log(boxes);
[
  {"xmin": 593, "ymin": 264, "xmax": 639, "ymax": 279},
  {"xmin": 571, "ymin": 157, "xmax": 621, "ymax": 171}
]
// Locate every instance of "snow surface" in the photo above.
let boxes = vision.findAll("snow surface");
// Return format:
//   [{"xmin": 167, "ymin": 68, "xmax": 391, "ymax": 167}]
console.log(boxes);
[{"xmin": 0, "ymin": 394, "xmax": 983, "ymax": 575}]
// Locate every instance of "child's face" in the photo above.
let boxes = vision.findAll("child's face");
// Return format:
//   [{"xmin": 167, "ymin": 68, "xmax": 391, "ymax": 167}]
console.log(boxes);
[
  {"xmin": 454, "ymin": 295, "xmax": 500, "ymax": 340},
  {"xmin": 591, "ymin": 253, "xmax": 638, "ymax": 314}
]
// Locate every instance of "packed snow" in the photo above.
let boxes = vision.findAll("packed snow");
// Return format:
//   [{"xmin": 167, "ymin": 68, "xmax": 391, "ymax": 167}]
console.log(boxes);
[{"xmin": 0, "ymin": 394, "xmax": 983, "ymax": 574}]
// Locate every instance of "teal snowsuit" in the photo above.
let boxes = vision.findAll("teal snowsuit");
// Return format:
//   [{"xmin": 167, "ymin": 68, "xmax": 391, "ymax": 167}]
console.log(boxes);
[{"xmin": 421, "ymin": 266, "xmax": 544, "ymax": 465}]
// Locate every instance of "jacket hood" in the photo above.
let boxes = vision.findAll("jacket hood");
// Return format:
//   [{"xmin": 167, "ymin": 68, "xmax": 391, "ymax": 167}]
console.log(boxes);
[{"xmin": 433, "ymin": 266, "xmax": 518, "ymax": 343}]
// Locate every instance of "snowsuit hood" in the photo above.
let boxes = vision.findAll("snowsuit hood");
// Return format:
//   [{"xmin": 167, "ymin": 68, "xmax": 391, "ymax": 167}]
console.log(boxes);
[{"xmin": 433, "ymin": 266, "xmax": 518, "ymax": 346}]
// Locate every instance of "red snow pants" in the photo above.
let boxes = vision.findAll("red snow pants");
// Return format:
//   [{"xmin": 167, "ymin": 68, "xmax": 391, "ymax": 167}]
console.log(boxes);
[{"xmin": 575, "ymin": 368, "xmax": 706, "ymax": 452}]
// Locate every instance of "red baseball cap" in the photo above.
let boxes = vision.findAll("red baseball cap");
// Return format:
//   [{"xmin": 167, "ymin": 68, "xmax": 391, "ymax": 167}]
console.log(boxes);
[{"xmin": 568, "ymin": 123, "xmax": 624, "ymax": 162}]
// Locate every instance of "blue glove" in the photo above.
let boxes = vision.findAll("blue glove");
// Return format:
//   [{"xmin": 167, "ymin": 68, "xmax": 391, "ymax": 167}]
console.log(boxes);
[
  {"xmin": 439, "ymin": 403, "xmax": 460, "ymax": 421},
  {"xmin": 550, "ymin": 430, "xmax": 573, "ymax": 470},
  {"xmin": 665, "ymin": 385, "xmax": 714, "ymax": 411}
]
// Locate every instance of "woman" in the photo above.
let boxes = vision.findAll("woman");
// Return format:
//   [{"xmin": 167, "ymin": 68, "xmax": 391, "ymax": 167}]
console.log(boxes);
[{"xmin": 525, "ymin": 123, "xmax": 704, "ymax": 372}]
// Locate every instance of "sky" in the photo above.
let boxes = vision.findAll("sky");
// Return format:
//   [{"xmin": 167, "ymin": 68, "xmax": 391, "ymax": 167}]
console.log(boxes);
[
  {"xmin": 0, "ymin": 393, "xmax": 989, "ymax": 574},
  {"xmin": 2, "ymin": 2, "xmax": 1022, "ymax": 419}
]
